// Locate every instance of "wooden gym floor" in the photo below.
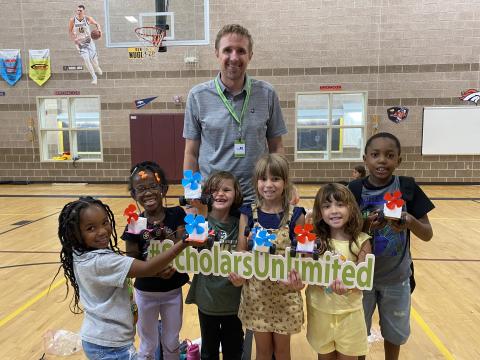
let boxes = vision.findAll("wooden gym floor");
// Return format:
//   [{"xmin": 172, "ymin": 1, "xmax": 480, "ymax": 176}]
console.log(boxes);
[{"xmin": 0, "ymin": 183, "xmax": 479, "ymax": 359}]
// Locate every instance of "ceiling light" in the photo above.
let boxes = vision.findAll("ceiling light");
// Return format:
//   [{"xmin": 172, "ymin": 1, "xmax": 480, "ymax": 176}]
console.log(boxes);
[{"xmin": 125, "ymin": 16, "xmax": 138, "ymax": 23}]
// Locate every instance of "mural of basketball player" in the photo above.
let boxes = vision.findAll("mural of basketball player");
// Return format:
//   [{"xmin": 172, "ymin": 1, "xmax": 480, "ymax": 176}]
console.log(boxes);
[{"xmin": 68, "ymin": 5, "xmax": 102, "ymax": 84}]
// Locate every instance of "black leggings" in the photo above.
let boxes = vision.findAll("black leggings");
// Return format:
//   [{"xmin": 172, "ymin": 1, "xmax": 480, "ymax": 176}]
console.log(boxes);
[{"xmin": 198, "ymin": 310, "xmax": 244, "ymax": 360}]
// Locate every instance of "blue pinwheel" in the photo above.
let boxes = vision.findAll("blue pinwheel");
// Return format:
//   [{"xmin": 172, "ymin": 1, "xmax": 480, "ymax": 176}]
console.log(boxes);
[
  {"xmin": 254, "ymin": 229, "xmax": 276, "ymax": 247},
  {"xmin": 182, "ymin": 170, "xmax": 202, "ymax": 190},
  {"xmin": 184, "ymin": 214, "xmax": 206, "ymax": 235}
]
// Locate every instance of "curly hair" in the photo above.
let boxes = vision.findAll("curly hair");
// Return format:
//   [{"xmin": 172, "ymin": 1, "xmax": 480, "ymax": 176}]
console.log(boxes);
[
  {"xmin": 55, "ymin": 196, "xmax": 119, "ymax": 314},
  {"xmin": 312, "ymin": 183, "xmax": 363, "ymax": 260},
  {"xmin": 202, "ymin": 171, "xmax": 243, "ymax": 212},
  {"xmin": 253, "ymin": 154, "xmax": 292, "ymax": 227}
]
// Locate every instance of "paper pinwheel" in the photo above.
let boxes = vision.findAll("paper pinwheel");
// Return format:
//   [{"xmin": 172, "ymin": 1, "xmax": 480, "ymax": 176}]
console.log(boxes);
[
  {"xmin": 123, "ymin": 204, "xmax": 139, "ymax": 224},
  {"xmin": 294, "ymin": 224, "xmax": 316, "ymax": 244},
  {"xmin": 182, "ymin": 170, "xmax": 202, "ymax": 190},
  {"xmin": 384, "ymin": 191, "xmax": 404, "ymax": 210},
  {"xmin": 254, "ymin": 230, "xmax": 276, "ymax": 247},
  {"xmin": 184, "ymin": 214, "xmax": 206, "ymax": 235}
]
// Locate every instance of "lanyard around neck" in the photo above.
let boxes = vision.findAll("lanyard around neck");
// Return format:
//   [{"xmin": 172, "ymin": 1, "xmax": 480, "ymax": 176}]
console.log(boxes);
[{"xmin": 214, "ymin": 76, "xmax": 251, "ymax": 135}]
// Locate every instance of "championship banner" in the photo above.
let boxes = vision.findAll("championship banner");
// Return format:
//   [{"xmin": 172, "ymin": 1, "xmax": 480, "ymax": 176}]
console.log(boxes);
[
  {"xmin": 153, "ymin": 240, "xmax": 375, "ymax": 290},
  {"xmin": 0, "ymin": 49, "xmax": 22, "ymax": 86},
  {"xmin": 29, "ymin": 49, "xmax": 51, "ymax": 86}
]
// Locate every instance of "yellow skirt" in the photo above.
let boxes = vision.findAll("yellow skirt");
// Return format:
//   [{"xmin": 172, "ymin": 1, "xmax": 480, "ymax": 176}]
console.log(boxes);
[{"xmin": 238, "ymin": 277, "xmax": 303, "ymax": 335}]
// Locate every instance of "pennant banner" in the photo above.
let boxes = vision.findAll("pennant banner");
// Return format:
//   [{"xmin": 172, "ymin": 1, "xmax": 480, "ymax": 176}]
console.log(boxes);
[
  {"xmin": 0, "ymin": 49, "xmax": 22, "ymax": 86},
  {"xmin": 135, "ymin": 96, "xmax": 158, "ymax": 109},
  {"xmin": 29, "ymin": 49, "xmax": 51, "ymax": 86}
]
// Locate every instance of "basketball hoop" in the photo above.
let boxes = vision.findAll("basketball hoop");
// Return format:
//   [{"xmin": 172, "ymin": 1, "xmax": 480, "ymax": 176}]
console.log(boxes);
[{"xmin": 134, "ymin": 26, "xmax": 167, "ymax": 56}]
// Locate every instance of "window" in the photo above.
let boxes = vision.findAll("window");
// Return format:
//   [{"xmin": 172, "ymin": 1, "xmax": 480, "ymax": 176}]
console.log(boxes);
[
  {"xmin": 37, "ymin": 96, "xmax": 102, "ymax": 161},
  {"xmin": 295, "ymin": 92, "xmax": 367, "ymax": 161}
]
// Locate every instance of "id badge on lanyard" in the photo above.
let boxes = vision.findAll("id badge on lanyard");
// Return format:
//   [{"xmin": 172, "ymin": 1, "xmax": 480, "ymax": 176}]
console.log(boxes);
[
  {"xmin": 214, "ymin": 77, "xmax": 251, "ymax": 159},
  {"xmin": 234, "ymin": 139, "xmax": 246, "ymax": 158}
]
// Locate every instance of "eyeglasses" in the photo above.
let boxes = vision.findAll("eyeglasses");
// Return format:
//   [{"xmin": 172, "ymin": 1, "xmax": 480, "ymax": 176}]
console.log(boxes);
[{"xmin": 134, "ymin": 183, "xmax": 166, "ymax": 195}]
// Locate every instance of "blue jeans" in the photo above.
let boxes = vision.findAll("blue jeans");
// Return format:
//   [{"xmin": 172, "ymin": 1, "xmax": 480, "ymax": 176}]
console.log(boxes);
[
  {"xmin": 82, "ymin": 341, "xmax": 137, "ymax": 360},
  {"xmin": 363, "ymin": 279, "xmax": 411, "ymax": 345}
]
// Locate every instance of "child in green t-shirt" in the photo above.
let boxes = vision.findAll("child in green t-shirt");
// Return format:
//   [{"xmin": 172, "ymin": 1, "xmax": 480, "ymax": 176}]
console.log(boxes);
[{"xmin": 186, "ymin": 171, "xmax": 246, "ymax": 360}]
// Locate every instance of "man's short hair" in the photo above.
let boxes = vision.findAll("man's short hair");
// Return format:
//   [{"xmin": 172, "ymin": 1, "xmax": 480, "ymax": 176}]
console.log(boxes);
[
  {"xmin": 215, "ymin": 24, "xmax": 253, "ymax": 54},
  {"xmin": 78, "ymin": 5, "xmax": 85, "ymax": 10}
]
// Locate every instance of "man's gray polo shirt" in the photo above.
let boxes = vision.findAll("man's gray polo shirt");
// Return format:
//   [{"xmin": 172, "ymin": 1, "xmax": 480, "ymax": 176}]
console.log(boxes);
[{"xmin": 184, "ymin": 74, "xmax": 287, "ymax": 202}]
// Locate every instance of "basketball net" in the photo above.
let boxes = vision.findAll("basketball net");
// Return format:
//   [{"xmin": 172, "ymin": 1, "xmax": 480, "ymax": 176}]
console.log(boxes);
[{"xmin": 134, "ymin": 26, "xmax": 166, "ymax": 58}]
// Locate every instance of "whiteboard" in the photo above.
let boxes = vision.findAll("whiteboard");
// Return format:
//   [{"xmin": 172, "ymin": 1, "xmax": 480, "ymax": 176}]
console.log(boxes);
[{"xmin": 422, "ymin": 106, "xmax": 480, "ymax": 155}]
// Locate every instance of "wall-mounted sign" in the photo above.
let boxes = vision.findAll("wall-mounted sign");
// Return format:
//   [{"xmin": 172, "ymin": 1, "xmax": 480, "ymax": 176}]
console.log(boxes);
[
  {"xmin": 63, "ymin": 65, "xmax": 83, "ymax": 71},
  {"xmin": 0, "ymin": 91, "xmax": 5, "ymax": 96},
  {"xmin": 459, "ymin": 89, "xmax": 480, "ymax": 105},
  {"xmin": 54, "ymin": 90, "xmax": 80, "ymax": 95},
  {"xmin": 387, "ymin": 106, "xmax": 409, "ymax": 123},
  {"xmin": 320, "ymin": 85, "xmax": 342, "ymax": 91},
  {"xmin": 128, "ymin": 47, "xmax": 144, "ymax": 59}
]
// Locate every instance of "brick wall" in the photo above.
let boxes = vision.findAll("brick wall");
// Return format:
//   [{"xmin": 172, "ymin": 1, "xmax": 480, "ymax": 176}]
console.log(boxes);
[
  {"xmin": 0, "ymin": 147, "xmax": 131, "ymax": 183},
  {"xmin": 1, "ymin": 0, "xmax": 480, "ymax": 183}
]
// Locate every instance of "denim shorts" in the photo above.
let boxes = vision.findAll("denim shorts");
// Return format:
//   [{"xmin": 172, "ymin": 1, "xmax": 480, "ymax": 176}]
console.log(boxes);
[
  {"xmin": 82, "ymin": 341, "xmax": 137, "ymax": 360},
  {"xmin": 363, "ymin": 279, "xmax": 411, "ymax": 345}
]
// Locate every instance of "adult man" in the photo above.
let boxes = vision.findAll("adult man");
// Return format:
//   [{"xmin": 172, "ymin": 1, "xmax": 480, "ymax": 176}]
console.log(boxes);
[
  {"xmin": 183, "ymin": 24, "xmax": 286, "ymax": 203},
  {"xmin": 68, "ymin": 5, "xmax": 102, "ymax": 84}
]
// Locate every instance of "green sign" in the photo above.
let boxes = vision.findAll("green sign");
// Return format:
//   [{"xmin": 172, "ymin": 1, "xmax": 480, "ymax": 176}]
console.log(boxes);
[{"xmin": 151, "ymin": 240, "xmax": 375, "ymax": 290}]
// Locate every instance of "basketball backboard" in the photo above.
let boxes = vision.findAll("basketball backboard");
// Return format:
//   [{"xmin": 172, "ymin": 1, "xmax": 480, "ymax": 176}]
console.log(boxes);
[{"xmin": 104, "ymin": 0, "xmax": 209, "ymax": 48}]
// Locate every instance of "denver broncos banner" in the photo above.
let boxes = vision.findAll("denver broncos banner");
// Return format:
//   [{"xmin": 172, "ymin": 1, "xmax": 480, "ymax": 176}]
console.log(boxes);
[
  {"xmin": 29, "ymin": 49, "xmax": 51, "ymax": 86},
  {"xmin": 0, "ymin": 49, "xmax": 22, "ymax": 86},
  {"xmin": 135, "ymin": 96, "xmax": 158, "ymax": 109}
]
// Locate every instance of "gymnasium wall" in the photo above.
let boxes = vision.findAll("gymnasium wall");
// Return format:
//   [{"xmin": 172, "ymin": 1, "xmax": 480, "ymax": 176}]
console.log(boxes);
[{"xmin": 1, "ymin": 0, "xmax": 480, "ymax": 183}]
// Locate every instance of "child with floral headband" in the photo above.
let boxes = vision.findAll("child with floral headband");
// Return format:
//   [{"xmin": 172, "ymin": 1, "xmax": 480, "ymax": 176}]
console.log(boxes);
[{"xmin": 121, "ymin": 161, "xmax": 189, "ymax": 360}]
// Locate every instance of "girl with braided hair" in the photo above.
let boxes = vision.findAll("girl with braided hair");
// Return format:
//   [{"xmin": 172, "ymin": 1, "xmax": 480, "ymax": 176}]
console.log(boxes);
[{"xmin": 56, "ymin": 196, "xmax": 189, "ymax": 360}]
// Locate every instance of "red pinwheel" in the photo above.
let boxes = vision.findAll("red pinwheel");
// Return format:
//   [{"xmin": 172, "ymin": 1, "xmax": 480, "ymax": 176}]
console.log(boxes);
[
  {"xmin": 124, "ymin": 204, "xmax": 139, "ymax": 224},
  {"xmin": 294, "ymin": 224, "xmax": 316, "ymax": 244},
  {"xmin": 384, "ymin": 191, "xmax": 404, "ymax": 210}
]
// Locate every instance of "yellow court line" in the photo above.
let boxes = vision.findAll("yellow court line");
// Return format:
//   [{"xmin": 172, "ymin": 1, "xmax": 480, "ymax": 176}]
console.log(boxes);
[
  {"xmin": 429, "ymin": 218, "xmax": 480, "ymax": 221},
  {"xmin": 0, "ymin": 278, "xmax": 65, "ymax": 328},
  {"xmin": 411, "ymin": 306, "xmax": 455, "ymax": 360}
]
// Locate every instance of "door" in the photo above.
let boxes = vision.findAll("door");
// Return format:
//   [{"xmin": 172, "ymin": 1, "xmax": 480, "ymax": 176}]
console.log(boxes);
[{"xmin": 129, "ymin": 113, "xmax": 185, "ymax": 182}]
